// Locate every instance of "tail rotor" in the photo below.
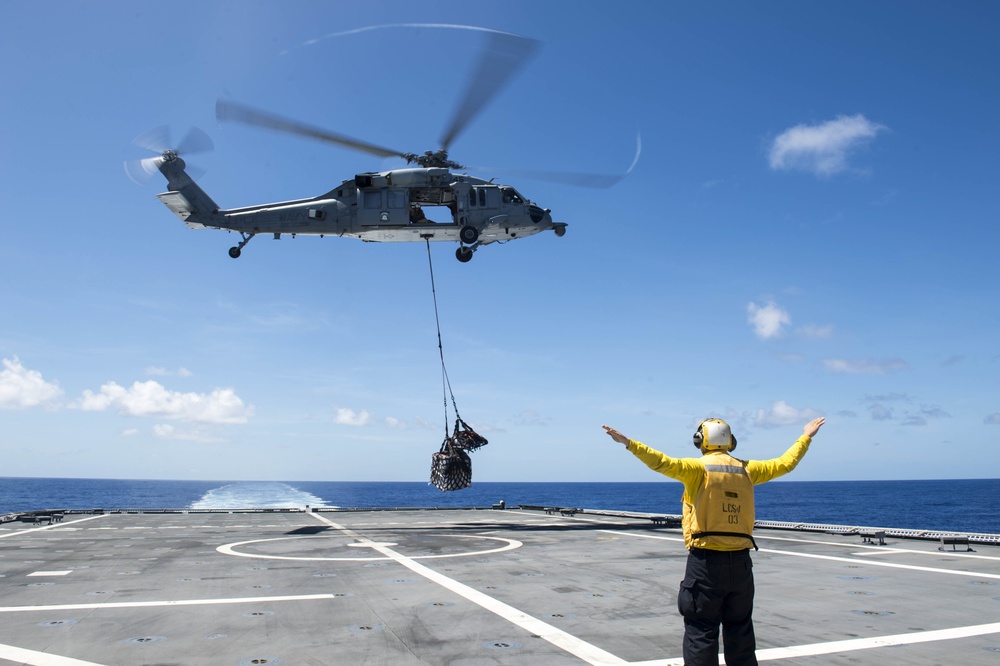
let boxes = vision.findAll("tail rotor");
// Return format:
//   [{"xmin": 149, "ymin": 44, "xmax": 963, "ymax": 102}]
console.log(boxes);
[{"xmin": 125, "ymin": 126, "xmax": 214, "ymax": 185}]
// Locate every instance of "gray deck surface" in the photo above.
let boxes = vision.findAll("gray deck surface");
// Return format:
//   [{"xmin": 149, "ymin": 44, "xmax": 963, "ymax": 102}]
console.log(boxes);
[{"xmin": 1, "ymin": 507, "xmax": 999, "ymax": 665}]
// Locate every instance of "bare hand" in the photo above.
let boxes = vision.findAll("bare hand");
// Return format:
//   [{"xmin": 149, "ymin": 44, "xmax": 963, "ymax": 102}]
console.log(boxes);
[
  {"xmin": 602, "ymin": 424, "xmax": 630, "ymax": 446},
  {"xmin": 803, "ymin": 417, "xmax": 825, "ymax": 438}
]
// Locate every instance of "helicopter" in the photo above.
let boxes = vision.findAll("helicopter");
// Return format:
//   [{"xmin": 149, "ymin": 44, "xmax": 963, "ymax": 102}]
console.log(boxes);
[{"xmin": 129, "ymin": 28, "xmax": 638, "ymax": 263}]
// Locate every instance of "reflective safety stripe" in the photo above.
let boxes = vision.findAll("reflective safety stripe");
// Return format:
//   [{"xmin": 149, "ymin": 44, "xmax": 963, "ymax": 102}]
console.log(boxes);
[{"xmin": 703, "ymin": 464, "xmax": 748, "ymax": 475}]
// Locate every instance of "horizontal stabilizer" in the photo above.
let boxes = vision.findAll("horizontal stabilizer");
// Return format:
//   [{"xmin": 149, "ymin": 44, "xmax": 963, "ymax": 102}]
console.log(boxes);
[{"xmin": 157, "ymin": 191, "xmax": 206, "ymax": 229}]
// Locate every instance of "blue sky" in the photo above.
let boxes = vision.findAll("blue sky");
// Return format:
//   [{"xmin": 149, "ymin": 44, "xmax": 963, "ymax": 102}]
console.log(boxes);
[{"xmin": 2, "ymin": 1, "xmax": 998, "ymax": 483}]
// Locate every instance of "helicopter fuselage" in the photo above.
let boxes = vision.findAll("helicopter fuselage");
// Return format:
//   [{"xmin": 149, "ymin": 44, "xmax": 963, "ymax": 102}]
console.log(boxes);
[{"xmin": 155, "ymin": 157, "xmax": 566, "ymax": 261}]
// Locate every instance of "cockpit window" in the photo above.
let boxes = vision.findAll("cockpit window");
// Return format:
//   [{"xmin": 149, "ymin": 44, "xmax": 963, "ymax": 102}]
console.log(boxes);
[{"xmin": 501, "ymin": 187, "xmax": 524, "ymax": 205}]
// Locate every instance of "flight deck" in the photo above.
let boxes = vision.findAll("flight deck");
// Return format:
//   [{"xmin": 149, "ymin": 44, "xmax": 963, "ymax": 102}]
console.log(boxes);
[{"xmin": 1, "ymin": 506, "xmax": 999, "ymax": 665}]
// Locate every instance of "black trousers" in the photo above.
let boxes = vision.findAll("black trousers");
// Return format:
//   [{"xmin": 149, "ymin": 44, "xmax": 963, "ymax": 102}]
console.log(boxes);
[{"xmin": 676, "ymin": 548, "xmax": 756, "ymax": 666}]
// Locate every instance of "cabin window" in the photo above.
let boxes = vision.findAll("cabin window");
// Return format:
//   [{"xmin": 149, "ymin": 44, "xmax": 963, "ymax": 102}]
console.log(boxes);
[
  {"xmin": 364, "ymin": 190, "xmax": 383, "ymax": 209},
  {"xmin": 387, "ymin": 190, "xmax": 405, "ymax": 209},
  {"xmin": 501, "ymin": 187, "xmax": 523, "ymax": 205},
  {"xmin": 479, "ymin": 189, "xmax": 487, "ymax": 207},
  {"xmin": 468, "ymin": 189, "xmax": 477, "ymax": 207}
]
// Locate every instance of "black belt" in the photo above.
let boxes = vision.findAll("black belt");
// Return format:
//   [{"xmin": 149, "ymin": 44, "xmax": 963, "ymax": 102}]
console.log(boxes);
[
  {"xmin": 690, "ymin": 530, "xmax": 759, "ymax": 551},
  {"xmin": 689, "ymin": 547, "xmax": 751, "ymax": 555}
]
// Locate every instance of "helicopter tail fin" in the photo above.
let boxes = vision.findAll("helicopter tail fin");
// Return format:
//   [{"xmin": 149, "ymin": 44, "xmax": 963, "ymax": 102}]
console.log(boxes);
[{"xmin": 155, "ymin": 158, "xmax": 221, "ymax": 229}]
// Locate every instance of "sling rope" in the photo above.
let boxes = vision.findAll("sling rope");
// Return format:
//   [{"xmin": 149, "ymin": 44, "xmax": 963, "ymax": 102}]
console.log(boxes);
[
  {"xmin": 425, "ymin": 240, "xmax": 489, "ymax": 492},
  {"xmin": 425, "ymin": 239, "xmax": 461, "ymax": 439}
]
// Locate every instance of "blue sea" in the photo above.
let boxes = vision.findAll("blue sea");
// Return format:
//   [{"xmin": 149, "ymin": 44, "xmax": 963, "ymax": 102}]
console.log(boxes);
[{"xmin": 1, "ymin": 477, "xmax": 997, "ymax": 535}]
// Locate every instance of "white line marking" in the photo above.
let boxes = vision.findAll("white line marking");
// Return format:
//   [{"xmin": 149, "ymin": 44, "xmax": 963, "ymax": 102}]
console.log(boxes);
[
  {"xmin": 27, "ymin": 571, "xmax": 72, "ymax": 577},
  {"xmin": 217, "ymin": 533, "xmax": 521, "ymax": 562},
  {"xmin": 0, "ymin": 642, "xmax": 107, "ymax": 666},
  {"xmin": 0, "ymin": 593, "xmax": 336, "ymax": 613},
  {"xmin": 755, "ymin": 533, "xmax": 1000, "ymax": 561},
  {"xmin": 0, "ymin": 515, "xmax": 107, "ymax": 539},
  {"xmin": 630, "ymin": 621, "xmax": 1000, "ymax": 664},
  {"xmin": 598, "ymin": 530, "xmax": 1000, "ymax": 580},
  {"xmin": 309, "ymin": 513, "xmax": 627, "ymax": 665},
  {"xmin": 849, "ymin": 547, "xmax": 1000, "ymax": 561}
]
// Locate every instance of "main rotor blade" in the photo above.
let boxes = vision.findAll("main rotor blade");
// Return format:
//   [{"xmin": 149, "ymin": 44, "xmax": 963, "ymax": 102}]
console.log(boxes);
[
  {"xmin": 216, "ymin": 99, "xmax": 405, "ymax": 160},
  {"xmin": 438, "ymin": 30, "xmax": 540, "ymax": 151},
  {"xmin": 468, "ymin": 132, "xmax": 642, "ymax": 189}
]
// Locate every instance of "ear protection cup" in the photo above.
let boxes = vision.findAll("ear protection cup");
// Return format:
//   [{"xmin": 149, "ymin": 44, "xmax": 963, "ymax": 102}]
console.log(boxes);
[{"xmin": 692, "ymin": 423, "xmax": 705, "ymax": 449}]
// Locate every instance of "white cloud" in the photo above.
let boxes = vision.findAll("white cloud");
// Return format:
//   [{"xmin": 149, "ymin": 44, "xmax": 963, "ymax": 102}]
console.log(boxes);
[
  {"xmin": 797, "ymin": 324, "xmax": 833, "ymax": 339},
  {"xmin": 146, "ymin": 366, "xmax": 193, "ymax": 377},
  {"xmin": 823, "ymin": 358, "xmax": 909, "ymax": 375},
  {"xmin": 152, "ymin": 423, "xmax": 227, "ymax": 443},
  {"xmin": 0, "ymin": 357, "xmax": 63, "ymax": 409},
  {"xmin": 986, "ymin": 413, "xmax": 1000, "ymax": 425},
  {"xmin": 869, "ymin": 404, "xmax": 894, "ymax": 421},
  {"xmin": 769, "ymin": 114, "xmax": 886, "ymax": 177},
  {"xmin": 747, "ymin": 301, "xmax": 790, "ymax": 340},
  {"xmin": 752, "ymin": 400, "xmax": 823, "ymax": 428},
  {"xmin": 74, "ymin": 380, "xmax": 252, "ymax": 424},
  {"xmin": 334, "ymin": 407, "xmax": 373, "ymax": 426}
]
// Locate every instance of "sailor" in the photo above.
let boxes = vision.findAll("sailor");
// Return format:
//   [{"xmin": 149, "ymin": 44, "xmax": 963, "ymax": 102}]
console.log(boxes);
[{"xmin": 602, "ymin": 416, "xmax": 825, "ymax": 666}]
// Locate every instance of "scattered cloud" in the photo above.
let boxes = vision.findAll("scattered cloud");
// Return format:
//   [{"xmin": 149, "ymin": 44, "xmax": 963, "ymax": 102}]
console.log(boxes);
[
  {"xmin": 869, "ymin": 404, "xmax": 894, "ymax": 421},
  {"xmin": 797, "ymin": 323, "xmax": 833, "ymax": 339},
  {"xmin": 152, "ymin": 423, "xmax": 227, "ymax": 443},
  {"xmin": 861, "ymin": 394, "xmax": 949, "ymax": 426},
  {"xmin": 941, "ymin": 355, "xmax": 964, "ymax": 367},
  {"xmin": 0, "ymin": 357, "xmax": 63, "ymax": 409},
  {"xmin": 513, "ymin": 410, "xmax": 550, "ymax": 427},
  {"xmin": 917, "ymin": 405, "xmax": 951, "ymax": 420},
  {"xmin": 146, "ymin": 366, "xmax": 193, "ymax": 377},
  {"xmin": 986, "ymin": 413, "xmax": 1000, "ymax": 425},
  {"xmin": 334, "ymin": 407, "xmax": 373, "ymax": 427},
  {"xmin": 74, "ymin": 380, "xmax": 252, "ymax": 424},
  {"xmin": 752, "ymin": 400, "xmax": 823, "ymax": 428},
  {"xmin": 769, "ymin": 114, "xmax": 886, "ymax": 177},
  {"xmin": 872, "ymin": 189, "xmax": 898, "ymax": 206},
  {"xmin": 823, "ymin": 358, "xmax": 909, "ymax": 375},
  {"xmin": 864, "ymin": 392, "xmax": 912, "ymax": 403},
  {"xmin": 747, "ymin": 301, "xmax": 790, "ymax": 340}
]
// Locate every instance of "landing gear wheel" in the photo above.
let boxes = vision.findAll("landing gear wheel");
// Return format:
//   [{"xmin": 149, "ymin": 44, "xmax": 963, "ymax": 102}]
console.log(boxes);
[
  {"xmin": 459, "ymin": 225, "xmax": 479, "ymax": 244},
  {"xmin": 228, "ymin": 247, "xmax": 242, "ymax": 259},
  {"xmin": 456, "ymin": 246, "xmax": 473, "ymax": 263}
]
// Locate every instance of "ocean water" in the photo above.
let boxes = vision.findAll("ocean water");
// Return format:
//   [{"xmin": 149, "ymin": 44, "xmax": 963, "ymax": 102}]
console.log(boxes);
[{"xmin": 1, "ymin": 477, "xmax": 997, "ymax": 535}]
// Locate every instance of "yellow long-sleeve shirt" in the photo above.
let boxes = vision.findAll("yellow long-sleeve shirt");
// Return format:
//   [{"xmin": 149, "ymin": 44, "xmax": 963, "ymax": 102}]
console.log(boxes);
[{"xmin": 625, "ymin": 435, "xmax": 813, "ymax": 549}]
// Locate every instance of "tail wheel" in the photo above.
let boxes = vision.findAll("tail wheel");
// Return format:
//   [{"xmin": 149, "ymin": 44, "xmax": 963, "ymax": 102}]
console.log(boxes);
[
  {"xmin": 459, "ymin": 225, "xmax": 479, "ymax": 244},
  {"xmin": 228, "ymin": 247, "xmax": 242, "ymax": 259}
]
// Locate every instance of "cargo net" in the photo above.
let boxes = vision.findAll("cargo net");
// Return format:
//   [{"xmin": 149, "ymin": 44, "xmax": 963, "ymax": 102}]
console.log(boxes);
[{"xmin": 430, "ymin": 419, "xmax": 488, "ymax": 492}]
